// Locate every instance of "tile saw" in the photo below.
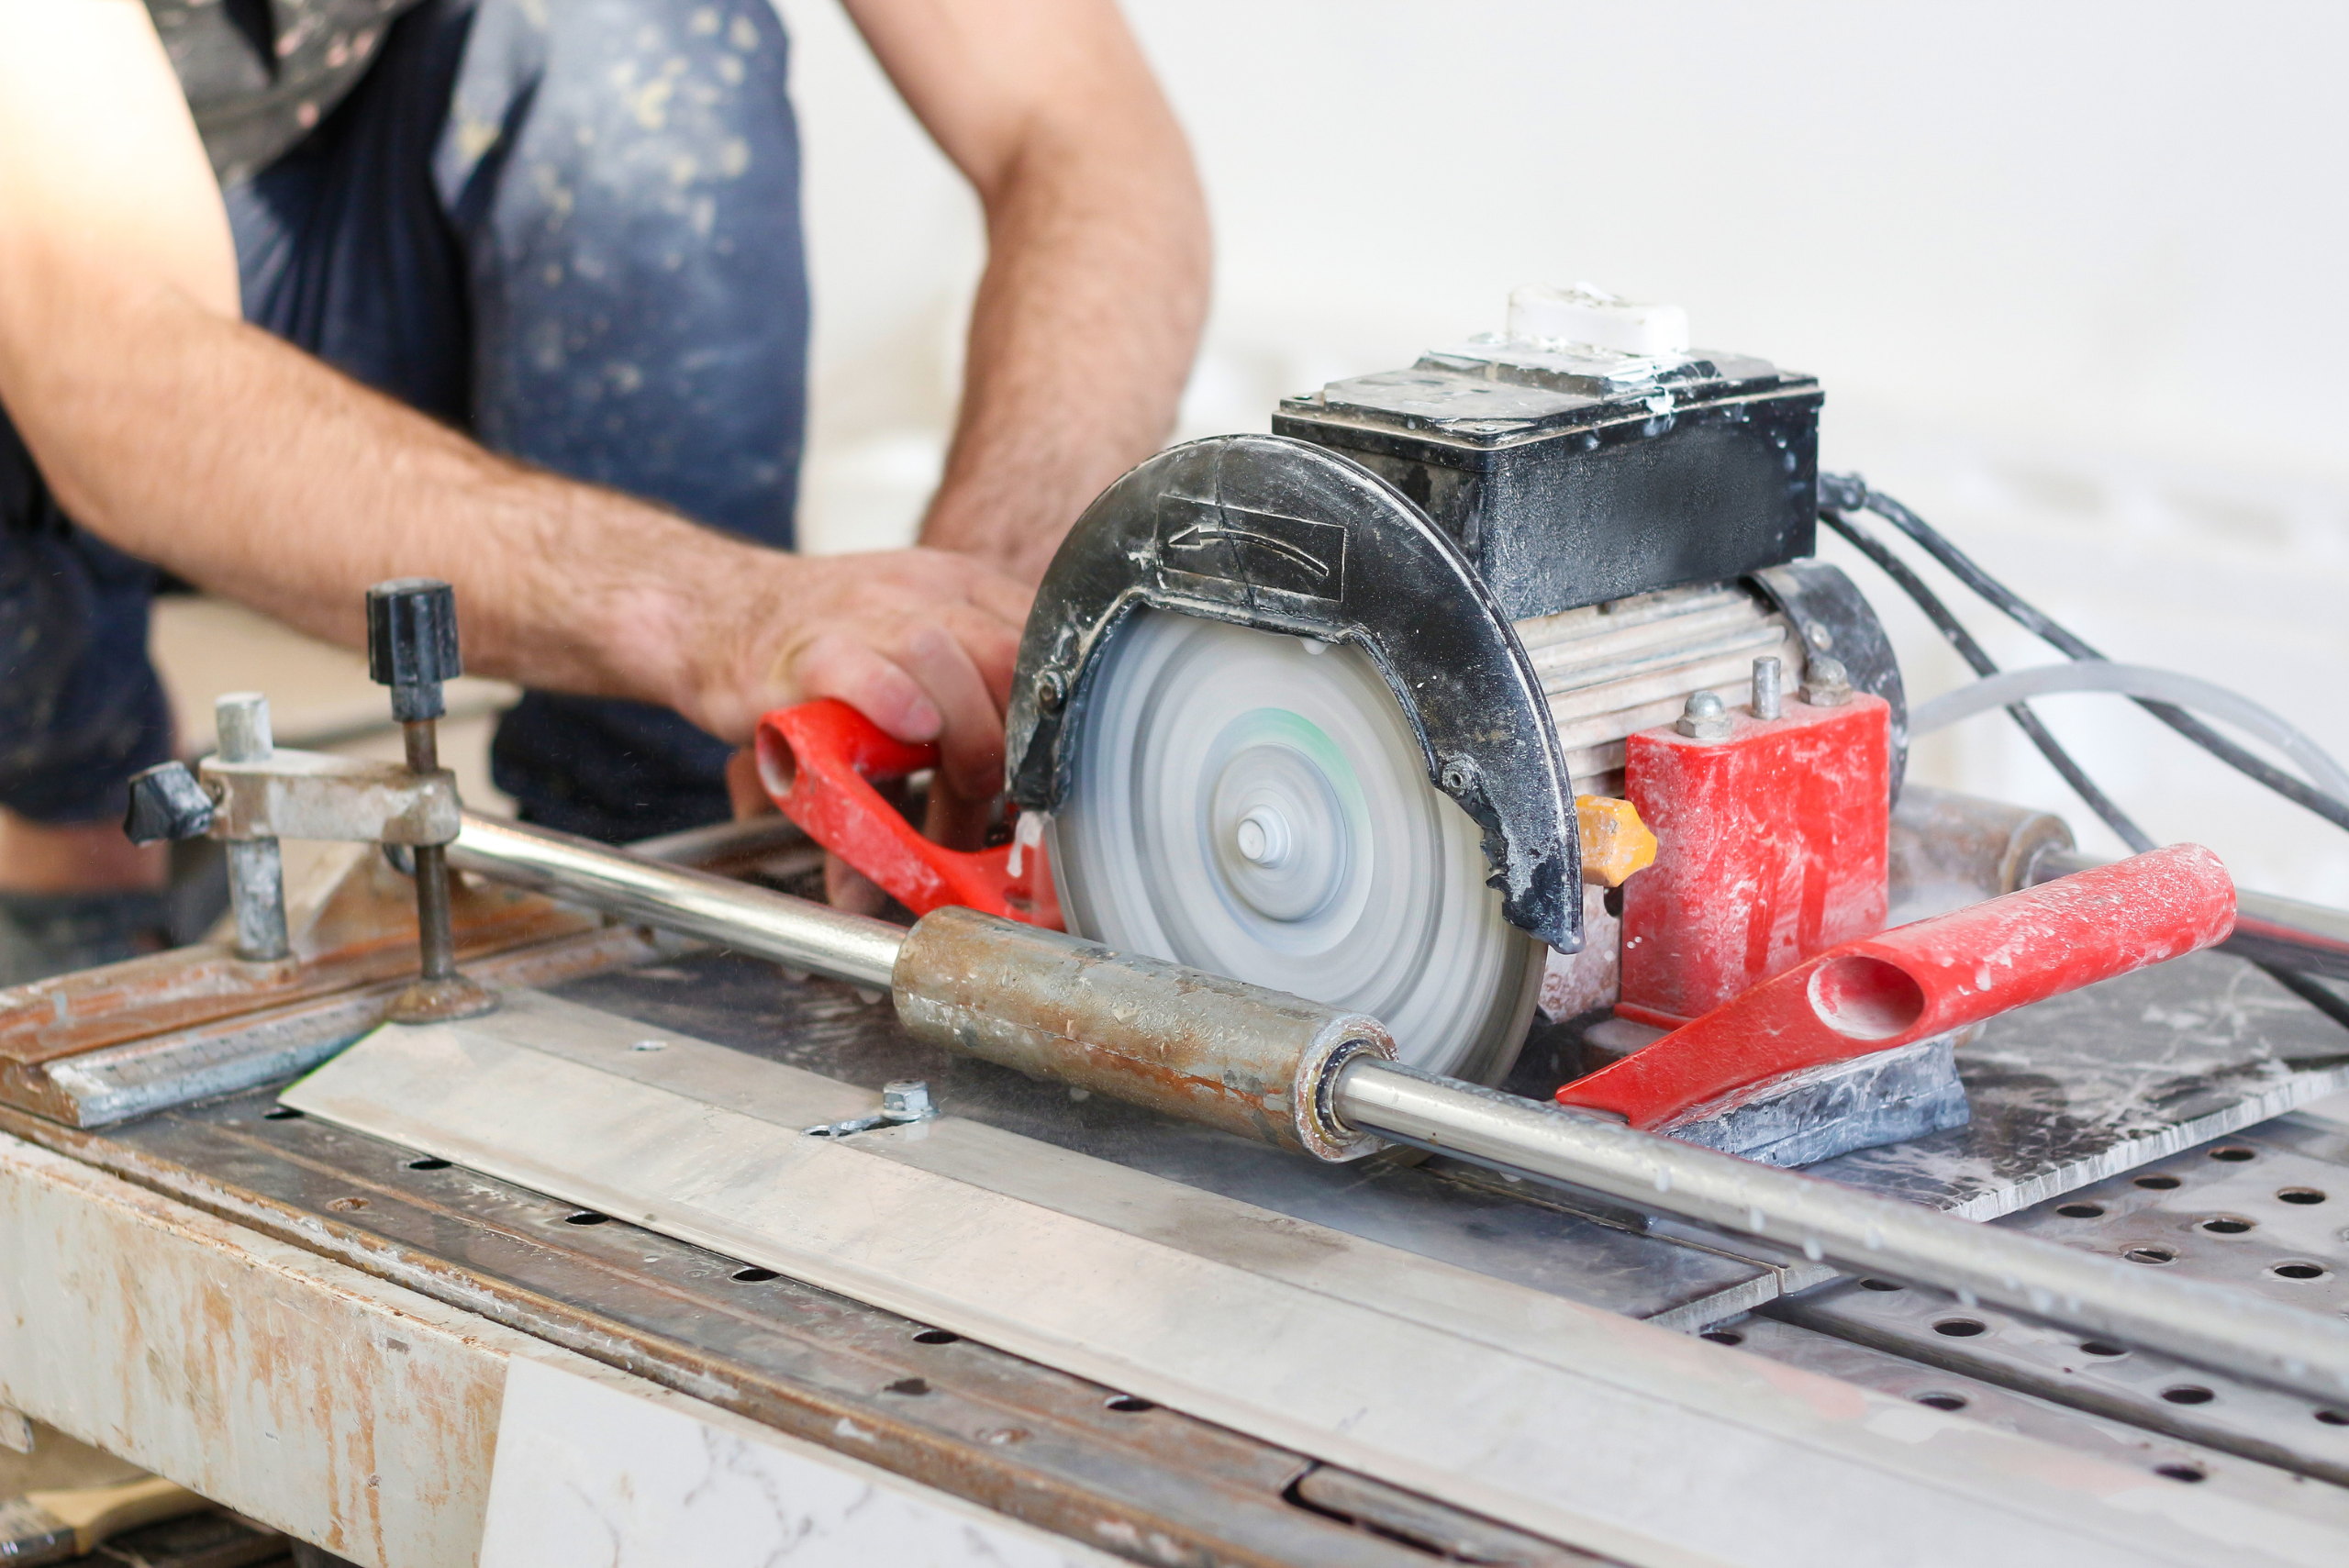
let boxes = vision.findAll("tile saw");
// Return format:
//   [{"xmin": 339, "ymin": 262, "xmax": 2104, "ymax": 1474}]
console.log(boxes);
[{"xmin": 11, "ymin": 283, "xmax": 2349, "ymax": 1563}]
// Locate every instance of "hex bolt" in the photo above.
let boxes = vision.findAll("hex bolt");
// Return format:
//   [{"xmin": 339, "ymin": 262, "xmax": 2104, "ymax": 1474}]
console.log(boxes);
[
  {"xmin": 216, "ymin": 693, "xmax": 290, "ymax": 963},
  {"xmin": 881, "ymin": 1080, "xmax": 936, "ymax": 1122},
  {"xmin": 1675, "ymin": 690, "xmax": 1731, "ymax": 740},
  {"xmin": 1802, "ymin": 654, "xmax": 1854, "ymax": 707},
  {"xmin": 1034, "ymin": 670, "xmax": 1067, "ymax": 713},
  {"xmin": 1752, "ymin": 656, "xmax": 1784, "ymax": 722}
]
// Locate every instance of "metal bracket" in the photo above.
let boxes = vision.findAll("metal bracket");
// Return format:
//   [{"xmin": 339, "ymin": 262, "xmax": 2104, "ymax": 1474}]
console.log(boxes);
[
  {"xmin": 1004, "ymin": 434, "xmax": 1583, "ymax": 951},
  {"xmin": 1747, "ymin": 559, "xmax": 1909, "ymax": 805},
  {"xmin": 804, "ymin": 1079, "xmax": 938, "ymax": 1139},
  {"xmin": 199, "ymin": 750, "xmax": 460, "ymax": 846}
]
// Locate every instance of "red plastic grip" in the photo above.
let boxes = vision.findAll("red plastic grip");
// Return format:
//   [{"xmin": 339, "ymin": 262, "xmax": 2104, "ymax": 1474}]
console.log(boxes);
[
  {"xmin": 753, "ymin": 699, "xmax": 1061, "ymax": 929},
  {"xmin": 1557, "ymin": 843, "xmax": 2238, "ymax": 1129}
]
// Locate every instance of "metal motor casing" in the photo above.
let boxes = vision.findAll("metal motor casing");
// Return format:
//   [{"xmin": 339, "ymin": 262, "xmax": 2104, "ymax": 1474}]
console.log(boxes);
[
  {"xmin": 1274, "ymin": 340, "xmax": 1823, "ymax": 622},
  {"xmin": 1006, "ymin": 337, "xmax": 1905, "ymax": 979}
]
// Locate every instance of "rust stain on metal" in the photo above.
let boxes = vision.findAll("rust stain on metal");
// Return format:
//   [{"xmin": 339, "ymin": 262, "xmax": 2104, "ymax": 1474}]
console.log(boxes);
[
  {"xmin": 0, "ymin": 1104, "xmax": 1392, "ymax": 1568},
  {"xmin": 0, "ymin": 864, "xmax": 596, "ymax": 1076},
  {"xmin": 891, "ymin": 907, "xmax": 1392, "ymax": 1161},
  {"xmin": 1, "ymin": 925, "xmax": 664, "ymax": 1127}
]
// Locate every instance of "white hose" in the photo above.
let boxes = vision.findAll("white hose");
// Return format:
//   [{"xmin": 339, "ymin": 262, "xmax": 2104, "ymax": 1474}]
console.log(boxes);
[{"xmin": 1909, "ymin": 661, "xmax": 2349, "ymax": 805}]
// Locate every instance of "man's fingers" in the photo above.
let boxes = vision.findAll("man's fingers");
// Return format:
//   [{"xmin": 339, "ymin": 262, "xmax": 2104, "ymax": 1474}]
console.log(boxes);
[
  {"xmin": 966, "ymin": 569, "xmax": 1036, "ymax": 629},
  {"xmin": 934, "ymin": 601, "xmax": 1024, "ymax": 713},
  {"xmin": 792, "ymin": 630, "xmax": 943, "ymax": 742},
  {"xmin": 895, "ymin": 622, "xmax": 1007, "ymax": 800},
  {"xmin": 823, "ymin": 852, "xmax": 892, "ymax": 917},
  {"xmin": 723, "ymin": 747, "xmax": 777, "ymax": 818}
]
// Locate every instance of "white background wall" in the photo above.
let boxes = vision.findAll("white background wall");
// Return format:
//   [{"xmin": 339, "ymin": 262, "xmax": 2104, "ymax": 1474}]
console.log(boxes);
[{"xmin": 774, "ymin": 0, "xmax": 2349, "ymax": 902}]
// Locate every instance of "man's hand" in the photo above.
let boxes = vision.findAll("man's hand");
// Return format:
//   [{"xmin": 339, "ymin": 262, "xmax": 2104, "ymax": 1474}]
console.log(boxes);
[
  {"xmin": 687, "ymin": 547, "xmax": 1030, "ymax": 802},
  {"xmin": 846, "ymin": 0, "xmax": 1211, "ymax": 583}
]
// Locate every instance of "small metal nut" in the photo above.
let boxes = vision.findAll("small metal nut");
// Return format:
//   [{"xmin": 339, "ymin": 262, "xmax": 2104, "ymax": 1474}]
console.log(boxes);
[
  {"xmin": 1801, "ymin": 655, "xmax": 1854, "ymax": 707},
  {"xmin": 1675, "ymin": 690, "xmax": 1731, "ymax": 740},
  {"xmin": 1033, "ymin": 670, "xmax": 1068, "ymax": 713},
  {"xmin": 1440, "ymin": 760, "xmax": 1475, "ymax": 795},
  {"xmin": 881, "ymin": 1080, "xmax": 935, "ymax": 1122}
]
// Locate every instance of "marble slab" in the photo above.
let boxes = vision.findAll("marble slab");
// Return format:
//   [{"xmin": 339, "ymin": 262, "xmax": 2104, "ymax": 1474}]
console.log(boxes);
[
  {"xmin": 480, "ymin": 1356, "xmax": 1120, "ymax": 1568},
  {"xmin": 1813, "ymin": 951, "xmax": 2349, "ymax": 1218}
]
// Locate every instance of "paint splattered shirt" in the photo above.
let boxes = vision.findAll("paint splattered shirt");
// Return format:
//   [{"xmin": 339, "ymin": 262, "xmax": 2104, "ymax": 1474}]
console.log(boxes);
[{"xmin": 147, "ymin": 0, "xmax": 424, "ymax": 184}]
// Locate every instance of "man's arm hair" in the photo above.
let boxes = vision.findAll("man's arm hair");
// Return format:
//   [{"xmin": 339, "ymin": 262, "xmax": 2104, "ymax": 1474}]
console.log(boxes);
[
  {"xmin": 845, "ymin": 0, "xmax": 1211, "ymax": 583},
  {"xmin": 0, "ymin": 1, "xmax": 1027, "ymax": 791}
]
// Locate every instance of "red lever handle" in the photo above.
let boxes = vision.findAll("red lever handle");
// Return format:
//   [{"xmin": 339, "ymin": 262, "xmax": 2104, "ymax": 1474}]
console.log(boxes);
[
  {"xmin": 753, "ymin": 699, "xmax": 1062, "ymax": 929},
  {"xmin": 1556, "ymin": 843, "xmax": 2237, "ymax": 1129}
]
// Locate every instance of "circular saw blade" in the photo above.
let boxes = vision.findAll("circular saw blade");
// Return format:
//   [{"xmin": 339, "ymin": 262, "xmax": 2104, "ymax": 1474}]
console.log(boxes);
[{"xmin": 1047, "ymin": 609, "xmax": 1542, "ymax": 1083}]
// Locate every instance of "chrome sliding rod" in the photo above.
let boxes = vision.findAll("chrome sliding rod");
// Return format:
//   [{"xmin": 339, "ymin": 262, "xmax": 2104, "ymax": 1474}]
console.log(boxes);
[
  {"xmin": 1334, "ymin": 1058, "xmax": 2349, "ymax": 1397},
  {"xmin": 450, "ymin": 810, "xmax": 2349, "ymax": 1397},
  {"xmin": 451, "ymin": 812, "xmax": 903, "ymax": 990}
]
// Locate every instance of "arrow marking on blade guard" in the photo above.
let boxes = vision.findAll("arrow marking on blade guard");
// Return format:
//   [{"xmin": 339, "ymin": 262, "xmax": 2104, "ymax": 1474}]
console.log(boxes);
[{"xmin": 1164, "ymin": 523, "xmax": 1332, "ymax": 580}]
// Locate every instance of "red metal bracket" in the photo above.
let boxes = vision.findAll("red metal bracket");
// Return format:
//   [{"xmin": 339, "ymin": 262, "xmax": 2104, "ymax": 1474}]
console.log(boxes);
[
  {"xmin": 753, "ymin": 700, "xmax": 1062, "ymax": 929},
  {"xmin": 1557, "ymin": 843, "xmax": 2237, "ymax": 1129}
]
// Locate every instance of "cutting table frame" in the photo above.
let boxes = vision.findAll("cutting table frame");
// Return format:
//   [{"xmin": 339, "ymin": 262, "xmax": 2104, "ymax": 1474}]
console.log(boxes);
[{"xmin": 6, "ymin": 860, "xmax": 2349, "ymax": 1565}]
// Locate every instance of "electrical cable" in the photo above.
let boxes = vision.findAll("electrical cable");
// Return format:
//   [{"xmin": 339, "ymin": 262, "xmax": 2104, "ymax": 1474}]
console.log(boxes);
[
  {"xmin": 1823, "ymin": 475, "xmax": 2349, "ymax": 837},
  {"xmin": 1820, "ymin": 508, "xmax": 2156, "ymax": 853},
  {"xmin": 2260, "ymin": 962, "xmax": 2349, "ymax": 1034},
  {"xmin": 1910, "ymin": 662, "xmax": 2349, "ymax": 802},
  {"xmin": 1820, "ymin": 494, "xmax": 2348, "ymax": 1033}
]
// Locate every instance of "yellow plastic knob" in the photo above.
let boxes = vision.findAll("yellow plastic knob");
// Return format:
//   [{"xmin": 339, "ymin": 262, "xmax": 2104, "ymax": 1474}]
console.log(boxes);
[{"xmin": 1576, "ymin": 795, "xmax": 1658, "ymax": 887}]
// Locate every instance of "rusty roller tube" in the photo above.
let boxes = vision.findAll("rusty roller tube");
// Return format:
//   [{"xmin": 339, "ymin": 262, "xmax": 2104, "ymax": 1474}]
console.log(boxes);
[{"xmin": 890, "ymin": 906, "xmax": 1394, "ymax": 1161}]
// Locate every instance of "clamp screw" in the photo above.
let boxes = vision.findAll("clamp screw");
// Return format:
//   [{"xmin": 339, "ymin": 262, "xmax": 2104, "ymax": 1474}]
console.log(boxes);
[
  {"xmin": 369, "ymin": 577, "xmax": 495, "ymax": 1023},
  {"xmin": 1034, "ymin": 669, "xmax": 1068, "ymax": 713},
  {"xmin": 1440, "ymin": 760, "xmax": 1475, "ymax": 795},
  {"xmin": 1676, "ymin": 690, "xmax": 1732, "ymax": 740},
  {"xmin": 366, "ymin": 578, "xmax": 462, "ymax": 723},
  {"xmin": 1801, "ymin": 655, "xmax": 1854, "ymax": 707}
]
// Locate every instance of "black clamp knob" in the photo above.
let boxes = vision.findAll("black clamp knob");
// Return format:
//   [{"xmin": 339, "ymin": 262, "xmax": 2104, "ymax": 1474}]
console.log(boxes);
[
  {"xmin": 366, "ymin": 578, "xmax": 462, "ymax": 722},
  {"xmin": 123, "ymin": 762, "xmax": 217, "ymax": 845}
]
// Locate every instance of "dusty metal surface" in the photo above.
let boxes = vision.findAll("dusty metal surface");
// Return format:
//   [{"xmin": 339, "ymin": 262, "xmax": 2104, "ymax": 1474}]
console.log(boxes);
[
  {"xmin": 549, "ymin": 951, "xmax": 1779, "ymax": 1325},
  {"xmin": 0, "ymin": 1129, "xmax": 511, "ymax": 1567},
  {"xmin": 9, "ymin": 1092, "xmax": 1617, "ymax": 1568},
  {"xmin": 12, "ymin": 925, "xmax": 667, "ymax": 1129},
  {"xmin": 203, "ymin": 750, "xmax": 459, "ymax": 847},
  {"xmin": 0, "ymin": 844, "xmax": 600, "ymax": 1112},
  {"xmin": 279, "ymin": 993, "xmax": 2349, "ymax": 1568},
  {"xmin": 1727, "ymin": 1316, "xmax": 2344, "ymax": 1509},
  {"xmin": 1770, "ymin": 1115, "xmax": 2349, "ymax": 1485},
  {"xmin": 1807, "ymin": 951, "xmax": 2349, "ymax": 1218}
]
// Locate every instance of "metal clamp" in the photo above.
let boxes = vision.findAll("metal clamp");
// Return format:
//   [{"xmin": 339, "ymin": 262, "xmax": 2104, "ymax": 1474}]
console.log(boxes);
[{"xmin": 124, "ymin": 579, "xmax": 496, "ymax": 1023}]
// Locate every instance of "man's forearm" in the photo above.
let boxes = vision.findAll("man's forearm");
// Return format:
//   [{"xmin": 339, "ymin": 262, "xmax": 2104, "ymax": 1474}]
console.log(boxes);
[
  {"xmin": 920, "ymin": 137, "xmax": 1208, "ymax": 582},
  {"xmin": 9, "ymin": 276, "xmax": 736, "ymax": 716}
]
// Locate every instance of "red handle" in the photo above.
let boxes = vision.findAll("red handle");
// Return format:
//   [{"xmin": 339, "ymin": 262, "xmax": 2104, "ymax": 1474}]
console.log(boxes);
[
  {"xmin": 1557, "ymin": 843, "xmax": 2237, "ymax": 1129},
  {"xmin": 753, "ymin": 700, "xmax": 1062, "ymax": 929}
]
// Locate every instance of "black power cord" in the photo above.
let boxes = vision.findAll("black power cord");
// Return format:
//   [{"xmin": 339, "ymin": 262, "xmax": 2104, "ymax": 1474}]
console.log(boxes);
[
  {"xmin": 1820, "ymin": 508, "xmax": 2156, "ymax": 853},
  {"xmin": 1820, "ymin": 484, "xmax": 2349, "ymax": 1031},
  {"xmin": 1823, "ymin": 473, "xmax": 2349, "ymax": 838}
]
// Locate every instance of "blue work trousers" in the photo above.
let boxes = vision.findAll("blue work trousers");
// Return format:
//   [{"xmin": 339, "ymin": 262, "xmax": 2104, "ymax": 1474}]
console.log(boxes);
[{"xmin": 0, "ymin": 0, "xmax": 809, "ymax": 840}]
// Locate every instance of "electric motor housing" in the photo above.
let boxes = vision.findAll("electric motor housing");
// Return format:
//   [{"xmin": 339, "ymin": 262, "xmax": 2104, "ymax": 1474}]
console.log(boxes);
[
  {"xmin": 1273, "ymin": 339, "xmax": 1822, "ymax": 622},
  {"xmin": 1007, "ymin": 301, "xmax": 1902, "ymax": 1048}
]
